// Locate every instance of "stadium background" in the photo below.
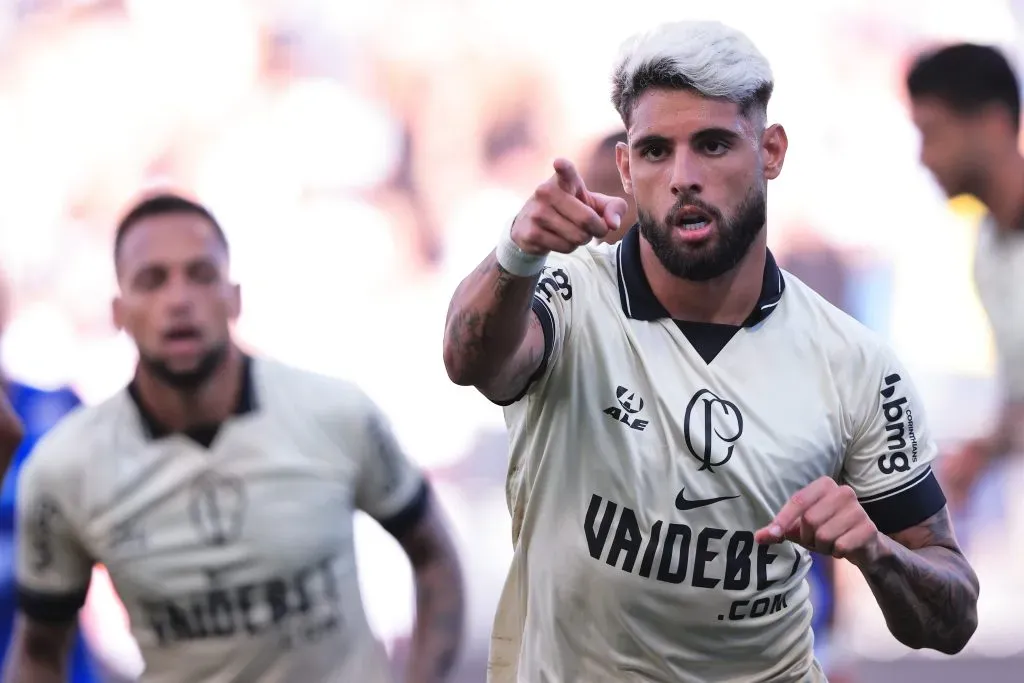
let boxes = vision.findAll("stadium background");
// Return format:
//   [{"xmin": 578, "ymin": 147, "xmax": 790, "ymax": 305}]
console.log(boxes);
[{"xmin": 0, "ymin": 0, "xmax": 1021, "ymax": 680}]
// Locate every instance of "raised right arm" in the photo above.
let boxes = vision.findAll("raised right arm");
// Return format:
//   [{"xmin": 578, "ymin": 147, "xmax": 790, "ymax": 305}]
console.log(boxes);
[
  {"xmin": 442, "ymin": 252, "xmax": 547, "ymax": 403},
  {"xmin": 442, "ymin": 159, "xmax": 624, "ymax": 403}
]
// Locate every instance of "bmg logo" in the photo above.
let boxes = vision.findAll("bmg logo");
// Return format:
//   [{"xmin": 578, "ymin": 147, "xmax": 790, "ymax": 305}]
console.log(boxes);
[
  {"xmin": 877, "ymin": 373, "xmax": 918, "ymax": 475},
  {"xmin": 535, "ymin": 268, "xmax": 572, "ymax": 303}
]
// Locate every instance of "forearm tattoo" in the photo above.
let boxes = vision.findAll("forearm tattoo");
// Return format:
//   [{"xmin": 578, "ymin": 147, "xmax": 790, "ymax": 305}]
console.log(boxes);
[
  {"xmin": 446, "ymin": 257, "xmax": 539, "ymax": 383},
  {"xmin": 862, "ymin": 510, "xmax": 979, "ymax": 654},
  {"xmin": 401, "ymin": 514, "xmax": 465, "ymax": 682}
]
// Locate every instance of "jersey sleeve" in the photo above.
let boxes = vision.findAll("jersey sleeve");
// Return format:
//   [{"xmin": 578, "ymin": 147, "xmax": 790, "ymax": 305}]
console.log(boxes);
[
  {"xmin": 995, "ymin": 337, "xmax": 1024, "ymax": 403},
  {"xmin": 352, "ymin": 393, "xmax": 429, "ymax": 537},
  {"xmin": 495, "ymin": 256, "xmax": 579, "ymax": 406},
  {"xmin": 841, "ymin": 346, "xmax": 946, "ymax": 535},
  {"xmin": 15, "ymin": 439, "xmax": 93, "ymax": 623}
]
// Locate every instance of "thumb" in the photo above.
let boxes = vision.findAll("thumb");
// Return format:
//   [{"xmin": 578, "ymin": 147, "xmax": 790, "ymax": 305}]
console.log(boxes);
[
  {"xmin": 588, "ymin": 192, "xmax": 628, "ymax": 231},
  {"xmin": 754, "ymin": 520, "xmax": 800, "ymax": 545}
]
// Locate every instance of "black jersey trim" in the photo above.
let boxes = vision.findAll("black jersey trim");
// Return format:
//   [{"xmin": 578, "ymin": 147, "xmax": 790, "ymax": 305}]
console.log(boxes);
[
  {"xmin": 380, "ymin": 479, "xmax": 431, "ymax": 538},
  {"xmin": 16, "ymin": 585, "xmax": 88, "ymax": 623},
  {"xmin": 127, "ymin": 354, "xmax": 257, "ymax": 447},
  {"xmin": 489, "ymin": 297, "xmax": 555, "ymax": 407},
  {"xmin": 616, "ymin": 226, "xmax": 785, "ymax": 326},
  {"xmin": 859, "ymin": 468, "xmax": 947, "ymax": 535}
]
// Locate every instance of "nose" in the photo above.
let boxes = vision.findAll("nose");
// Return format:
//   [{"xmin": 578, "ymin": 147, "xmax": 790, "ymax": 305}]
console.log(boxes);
[
  {"xmin": 163, "ymin": 273, "xmax": 196, "ymax": 316},
  {"xmin": 670, "ymin": 149, "xmax": 704, "ymax": 197}
]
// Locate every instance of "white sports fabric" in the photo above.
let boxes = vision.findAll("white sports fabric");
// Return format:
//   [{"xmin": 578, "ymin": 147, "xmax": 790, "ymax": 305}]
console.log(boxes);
[
  {"xmin": 16, "ymin": 356, "xmax": 426, "ymax": 683},
  {"xmin": 488, "ymin": 227, "xmax": 946, "ymax": 683},
  {"xmin": 974, "ymin": 214, "xmax": 1024, "ymax": 401}
]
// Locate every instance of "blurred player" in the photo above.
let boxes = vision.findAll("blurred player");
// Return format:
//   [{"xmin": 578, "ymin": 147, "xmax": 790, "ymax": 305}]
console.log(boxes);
[
  {"xmin": 0, "ymin": 378, "xmax": 97, "ymax": 683},
  {"xmin": 444, "ymin": 21, "xmax": 979, "ymax": 682},
  {"xmin": 581, "ymin": 131, "xmax": 637, "ymax": 244},
  {"xmin": 3, "ymin": 193, "xmax": 465, "ymax": 683},
  {"xmin": 906, "ymin": 44, "xmax": 1024, "ymax": 507},
  {"xmin": 0, "ymin": 278, "xmax": 99, "ymax": 682}
]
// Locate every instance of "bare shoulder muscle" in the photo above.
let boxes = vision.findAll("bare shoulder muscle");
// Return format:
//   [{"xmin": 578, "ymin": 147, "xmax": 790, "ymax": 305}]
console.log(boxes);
[{"xmin": 476, "ymin": 310, "xmax": 546, "ymax": 404}]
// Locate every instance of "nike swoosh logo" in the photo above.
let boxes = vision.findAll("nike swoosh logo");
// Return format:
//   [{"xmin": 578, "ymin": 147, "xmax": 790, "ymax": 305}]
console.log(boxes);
[{"xmin": 675, "ymin": 488, "xmax": 740, "ymax": 511}]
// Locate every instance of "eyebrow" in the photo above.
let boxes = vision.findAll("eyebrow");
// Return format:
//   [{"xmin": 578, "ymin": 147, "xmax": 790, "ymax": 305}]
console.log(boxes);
[
  {"xmin": 630, "ymin": 133, "xmax": 670, "ymax": 151},
  {"xmin": 631, "ymin": 127, "xmax": 744, "ymax": 150}
]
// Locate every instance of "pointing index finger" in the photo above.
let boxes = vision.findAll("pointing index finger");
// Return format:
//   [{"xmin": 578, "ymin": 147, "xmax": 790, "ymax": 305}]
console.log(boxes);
[
  {"xmin": 755, "ymin": 478, "xmax": 832, "ymax": 544},
  {"xmin": 553, "ymin": 158, "xmax": 587, "ymax": 201}
]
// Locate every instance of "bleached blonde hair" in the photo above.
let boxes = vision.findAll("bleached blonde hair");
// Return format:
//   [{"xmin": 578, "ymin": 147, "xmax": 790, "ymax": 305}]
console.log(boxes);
[{"xmin": 612, "ymin": 21, "xmax": 774, "ymax": 129}]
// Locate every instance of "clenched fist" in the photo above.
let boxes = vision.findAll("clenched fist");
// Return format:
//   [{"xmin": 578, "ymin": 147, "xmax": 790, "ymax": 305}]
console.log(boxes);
[
  {"xmin": 512, "ymin": 158, "xmax": 629, "ymax": 256},
  {"xmin": 755, "ymin": 476, "xmax": 881, "ymax": 566}
]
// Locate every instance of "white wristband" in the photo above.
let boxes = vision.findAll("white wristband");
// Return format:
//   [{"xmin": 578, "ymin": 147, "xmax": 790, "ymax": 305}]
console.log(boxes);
[{"xmin": 495, "ymin": 220, "xmax": 548, "ymax": 277}]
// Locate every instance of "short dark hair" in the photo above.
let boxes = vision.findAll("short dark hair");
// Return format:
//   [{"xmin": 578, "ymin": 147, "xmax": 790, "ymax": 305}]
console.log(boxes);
[
  {"xmin": 906, "ymin": 43, "xmax": 1020, "ymax": 129},
  {"xmin": 113, "ymin": 193, "xmax": 229, "ymax": 269}
]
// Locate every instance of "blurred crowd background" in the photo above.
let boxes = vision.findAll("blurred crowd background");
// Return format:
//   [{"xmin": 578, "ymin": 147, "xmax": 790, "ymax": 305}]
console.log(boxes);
[{"xmin": 0, "ymin": 0, "xmax": 1022, "ymax": 680}]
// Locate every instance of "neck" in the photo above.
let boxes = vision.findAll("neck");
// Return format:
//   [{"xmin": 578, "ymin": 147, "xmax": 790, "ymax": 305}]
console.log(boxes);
[
  {"xmin": 976, "ymin": 151, "xmax": 1024, "ymax": 231},
  {"xmin": 133, "ymin": 345, "xmax": 245, "ymax": 431},
  {"xmin": 639, "ymin": 231, "xmax": 767, "ymax": 325}
]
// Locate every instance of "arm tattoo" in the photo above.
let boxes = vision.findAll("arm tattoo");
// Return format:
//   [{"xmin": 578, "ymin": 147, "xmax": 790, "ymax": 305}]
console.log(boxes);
[
  {"xmin": 483, "ymin": 313, "xmax": 545, "ymax": 402},
  {"xmin": 861, "ymin": 509, "xmax": 979, "ymax": 654},
  {"xmin": 445, "ymin": 255, "xmax": 542, "ymax": 392},
  {"xmin": 398, "ymin": 509, "xmax": 465, "ymax": 682},
  {"xmin": 491, "ymin": 261, "xmax": 518, "ymax": 299}
]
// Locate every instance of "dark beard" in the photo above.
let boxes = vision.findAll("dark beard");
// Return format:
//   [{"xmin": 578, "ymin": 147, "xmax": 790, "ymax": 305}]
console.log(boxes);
[
  {"xmin": 638, "ymin": 185, "xmax": 766, "ymax": 282},
  {"xmin": 138, "ymin": 342, "xmax": 229, "ymax": 392}
]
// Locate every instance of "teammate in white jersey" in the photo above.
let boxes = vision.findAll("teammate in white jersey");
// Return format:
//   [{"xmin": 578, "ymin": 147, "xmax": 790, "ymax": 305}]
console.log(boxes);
[
  {"xmin": 444, "ymin": 21, "xmax": 979, "ymax": 682},
  {"xmin": 3, "ymin": 193, "xmax": 465, "ymax": 683},
  {"xmin": 906, "ymin": 44, "xmax": 1024, "ymax": 507}
]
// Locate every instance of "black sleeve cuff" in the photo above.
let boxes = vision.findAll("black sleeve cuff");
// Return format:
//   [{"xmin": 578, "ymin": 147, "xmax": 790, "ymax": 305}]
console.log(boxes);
[
  {"xmin": 490, "ymin": 297, "xmax": 556, "ymax": 407},
  {"xmin": 859, "ymin": 468, "xmax": 947, "ymax": 535},
  {"xmin": 16, "ymin": 585, "xmax": 88, "ymax": 623},
  {"xmin": 379, "ymin": 479, "xmax": 431, "ymax": 539}
]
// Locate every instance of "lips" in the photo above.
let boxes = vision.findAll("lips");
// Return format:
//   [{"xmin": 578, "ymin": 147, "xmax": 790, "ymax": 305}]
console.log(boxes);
[
  {"xmin": 671, "ymin": 204, "xmax": 713, "ymax": 232},
  {"xmin": 162, "ymin": 325, "xmax": 201, "ymax": 343}
]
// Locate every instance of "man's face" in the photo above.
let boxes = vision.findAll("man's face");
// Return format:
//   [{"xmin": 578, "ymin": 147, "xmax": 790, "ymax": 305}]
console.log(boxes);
[
  {"xmin": 583, "ymin": 147, "xmax": 638, "ymax": 244},
  {"xmin": 112, "ymin": 212, "xmax": 240, "ymax": 389},
  {"xmin": 617, "ymin": 88, "xmax": 787, "ymax": 281},
  {"xmin": 910, "ymin": 96, "xmax": 984, "ymax": 198}
]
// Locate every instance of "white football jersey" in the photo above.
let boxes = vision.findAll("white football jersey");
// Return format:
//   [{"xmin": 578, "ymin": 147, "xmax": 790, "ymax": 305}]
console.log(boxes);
[
  {"xmin": 974, "ymin": 215, "xmax": 1024, "ymax": 402},
  {"xmin": 489, "ymin": 228, "xmax": 945, "ymax": 683},
  {"xmin": 16, "ymin": 356, "xmax": 426, "ymax": 683}
]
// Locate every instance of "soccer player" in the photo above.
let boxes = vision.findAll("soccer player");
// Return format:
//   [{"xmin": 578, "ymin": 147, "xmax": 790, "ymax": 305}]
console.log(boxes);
[
  {"xmin": 582, "ymin": 130, "xmax": 637, "ymax": 245},
  {"xmin": 0, "ymin": 373, "xmax": 99, "ymax": 683},
  {"xmin": 583, "ymin": 127, "xmax": 850, "ymax": 678},
  {"xmin": 584, "ymin": 126, "xmax": 850, "ymax": 677},
  {"xmin": 4, "ymin": 193, "xmax": 465, "ymax": 683},
  {"xmin": 443, "ymin": 21, "xmax": 979, "ymax": 682},
  {"xmin": 905, "ymin": 44, "xmax": 1024, "ymax": 507}
]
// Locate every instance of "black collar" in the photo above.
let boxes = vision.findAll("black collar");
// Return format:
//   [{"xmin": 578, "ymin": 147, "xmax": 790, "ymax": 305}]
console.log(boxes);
[
  {"xmin": 616, "ymin": 226, "xmax": 785, "ymax": 327},
  {"xmin": 128, "ymin": 354, "xmax": 257, "ymax": 444}
]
